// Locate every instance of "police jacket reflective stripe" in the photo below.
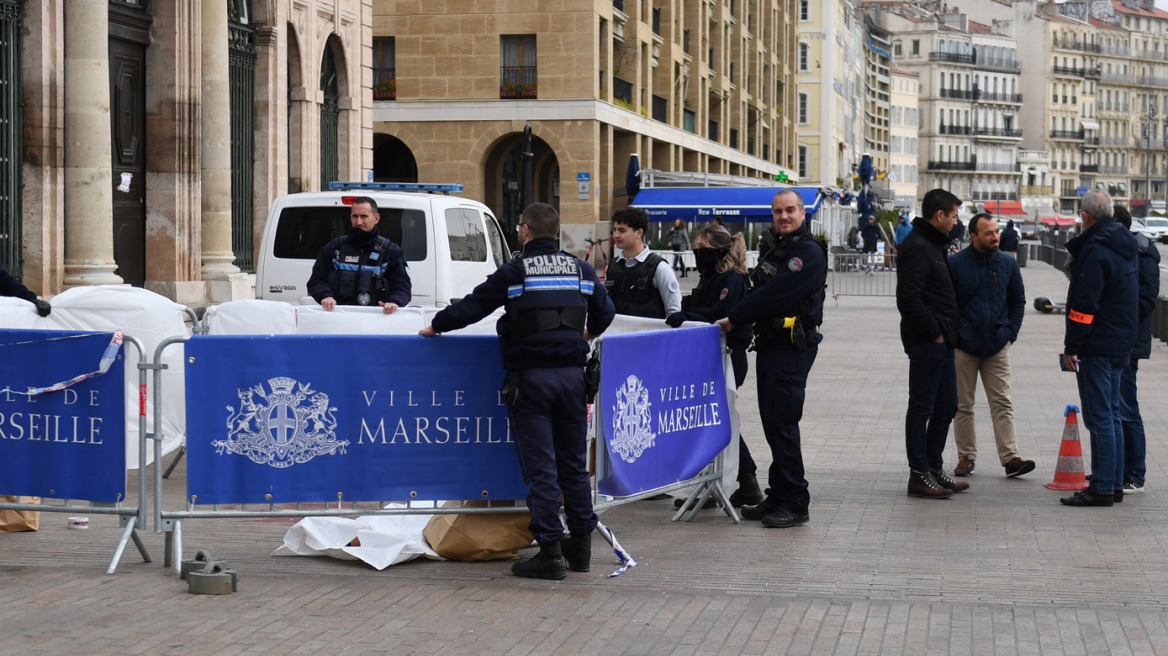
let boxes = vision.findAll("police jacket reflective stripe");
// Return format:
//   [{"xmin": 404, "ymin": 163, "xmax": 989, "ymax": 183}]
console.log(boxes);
[
  {"xmin": 327, "ymin": 236, "xmax": 391, "ymax": 305},
  {"xmin": 606, "ymin": 251, "xmax": 667, "ymax": 318},
  {"xmin": 506, "ymin": 250, "xmax": 591, "ymax": 343}
]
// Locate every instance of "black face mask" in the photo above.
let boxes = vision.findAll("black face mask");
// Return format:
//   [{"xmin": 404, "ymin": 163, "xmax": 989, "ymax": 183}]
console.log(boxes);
[
  {"xmin": 694, "ymin": 247, "xmax": 729, "ymax": 273},
  {"xmin": 348, "ymin": 225, "xmax": 379, "ymax": 245}
]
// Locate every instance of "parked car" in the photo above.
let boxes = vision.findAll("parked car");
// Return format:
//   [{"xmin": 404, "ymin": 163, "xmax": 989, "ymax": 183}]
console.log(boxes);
[
  {"xmin": 255, "ymin": 182, "xmax": 512, "ymax": 307},
  {"xmin": 1134, "ymin": 216, "xmax": 1168, "ymax": 244}
]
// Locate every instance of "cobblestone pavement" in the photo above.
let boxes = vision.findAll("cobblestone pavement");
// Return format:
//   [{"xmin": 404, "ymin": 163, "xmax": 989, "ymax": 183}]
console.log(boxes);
[{"xmin": 5, "ymin": 260, "xmax": 1168, "ymax": 655}]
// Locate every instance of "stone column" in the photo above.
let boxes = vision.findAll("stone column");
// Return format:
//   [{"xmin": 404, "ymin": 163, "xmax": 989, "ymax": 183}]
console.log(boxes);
[
  {"xmin": 62, "ymin": 0, "xmax": 122, "ymax": 287},
  {"xmin": 199, "ymin": 0, "xmax": 240, "ymax": 280}
]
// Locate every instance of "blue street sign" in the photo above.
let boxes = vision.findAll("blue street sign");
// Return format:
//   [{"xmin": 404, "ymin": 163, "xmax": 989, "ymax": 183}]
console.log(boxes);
[{"xmin": 577, "ymin": 172, "xmax": 591, "ymax": 182}]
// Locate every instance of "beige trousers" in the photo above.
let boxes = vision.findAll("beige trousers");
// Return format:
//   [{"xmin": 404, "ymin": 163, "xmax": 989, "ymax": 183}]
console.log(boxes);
[{"xmin": 954, "ymin": 344, "xmax": 1018, "ymax": 465}]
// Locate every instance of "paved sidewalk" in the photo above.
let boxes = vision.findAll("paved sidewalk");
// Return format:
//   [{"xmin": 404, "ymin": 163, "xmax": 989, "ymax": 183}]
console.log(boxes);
[{"xmin": 5, "ymin": 260, "xmax": 1168, "ymax": 655}]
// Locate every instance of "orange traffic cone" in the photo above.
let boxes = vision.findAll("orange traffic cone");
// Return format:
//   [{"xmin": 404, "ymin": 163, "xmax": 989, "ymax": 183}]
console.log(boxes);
[{"xmin": 1045, "ymin": 405, "xmax": 1089, "ymax": 491}]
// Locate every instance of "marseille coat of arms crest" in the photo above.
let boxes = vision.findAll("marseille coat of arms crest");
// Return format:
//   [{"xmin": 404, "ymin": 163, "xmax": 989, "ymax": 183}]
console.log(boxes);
[
  {"xmin": 215, "ymin": 377, "xmax": 349, "ymax": 468},
  {"xmin": 610, "ymin": 374, "xmax": 655, "ymax": 463}
]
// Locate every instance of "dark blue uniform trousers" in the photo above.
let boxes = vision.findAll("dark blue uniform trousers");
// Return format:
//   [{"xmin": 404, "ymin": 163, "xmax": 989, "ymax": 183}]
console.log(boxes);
[
  {"xmin": 755, "ymin": 344, "xmax": 817, "ymax": 514},
  {"xmin": 508, "ymin": 366, "xmax": 597, "ymax": 544}
]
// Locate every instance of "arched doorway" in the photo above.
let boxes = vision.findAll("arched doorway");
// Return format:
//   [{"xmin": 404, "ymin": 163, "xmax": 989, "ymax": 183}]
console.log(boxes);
[
  {"xmin": 483, "ymin": 133, "xmax": 559, "ymax": 250},
  {"xmin": 373, "ymin": 134, "xmax": 418, "ymax": 183}
]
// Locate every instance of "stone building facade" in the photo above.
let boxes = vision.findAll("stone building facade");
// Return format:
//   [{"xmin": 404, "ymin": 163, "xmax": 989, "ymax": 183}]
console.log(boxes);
[
  {"xmin": 9, "ymin": 0, "xmax": 372, "ymax": 301},
  {"xmin": 370, "ymin": 0, "xmax": 799, "ymax": 252}
]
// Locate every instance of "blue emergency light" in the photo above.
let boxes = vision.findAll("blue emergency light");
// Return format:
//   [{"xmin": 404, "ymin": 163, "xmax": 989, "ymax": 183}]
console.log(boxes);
[{"xmin": 328, "ymin": 182, "xmax": 464, "ymax": 193}]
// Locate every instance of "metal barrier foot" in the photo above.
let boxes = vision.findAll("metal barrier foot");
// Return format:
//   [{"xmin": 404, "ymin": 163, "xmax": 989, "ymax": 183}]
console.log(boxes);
[
  {"xmin": 106, "ymin": 516, "xmax": 138, "ymax": 575},
  {"xmin": 131, "ymin": 526, "xmax": 153, "ymax": 564},
  {"xmin": 709, "ymin": 482, "xmax": 741, "ymax": 525},
  {"xmin": 173, "ymin": 520, "xmax": 183, "ymax": 575},
  {"xmin": 162, "ymin": 446, "xmax": 185, "ymax": 479},
  {"xmin": 670, "ymin": 486, "xmax": 706, "ymax": 522}
]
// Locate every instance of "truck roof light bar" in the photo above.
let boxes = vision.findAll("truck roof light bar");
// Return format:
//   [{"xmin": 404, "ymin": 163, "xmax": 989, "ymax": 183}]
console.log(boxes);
[{"xmin": 328, "ymin": 182, "xmax": 464, "ymax": 194}]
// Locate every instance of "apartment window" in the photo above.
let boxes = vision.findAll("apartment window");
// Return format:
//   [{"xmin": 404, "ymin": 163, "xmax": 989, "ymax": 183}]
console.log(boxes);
[
  {"xmin": 799, "ymin": 42, "xmax": 809, "ymax": 72},
  {"xmin": 798, "ymin": 92, "xmax": 809, "ymax": 124},
  {"xmin": 730, "ymin": 128, "xmax": 739, "ymax": 149},
  {"xmin": 798, "ymin": 145, "xmax": 808, "ymax": 177},
  {"xmin": 911, "ymin": 39, "xmax": 920, "ymax": 56},
  {"xmin": 799, "ymin": 0, "xmax": 809, "ymax": 21},
  {"xmin": 501, "ymin": 36, "xmax": 537, "ymax": 99},
  {"xmin": 894, "ymin": 42, "xmax": 902, "ymax": 57},
  {"xmin": 373, "ymin": 37, "xmax": 396, "ymax": 100},
  {"xmin": 683, "ymin": 29, "xmax": 690, "ymax": 54}
]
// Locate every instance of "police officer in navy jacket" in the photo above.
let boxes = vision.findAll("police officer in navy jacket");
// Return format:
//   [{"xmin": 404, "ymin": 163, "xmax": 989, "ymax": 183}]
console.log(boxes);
[
  {"xmin": 420, "ymin": 203, "xmax": 615, "ymax": 580},
  {"xmin": 0, "ymin": 267, "xmax": 51, "ymax": 316},
  {"xmin": 307, "ymin": 196, "xmax": 411, "ymax": 313},
  {"xmin": 717, "ymin": 189, "xmax": 826, "ymax": 530}
]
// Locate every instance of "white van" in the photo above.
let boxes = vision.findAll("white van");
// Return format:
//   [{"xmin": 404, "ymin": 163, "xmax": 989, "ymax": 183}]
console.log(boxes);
[{"xmin": 255, "ymin": 183, "xmax": 512, "ymax": 306}]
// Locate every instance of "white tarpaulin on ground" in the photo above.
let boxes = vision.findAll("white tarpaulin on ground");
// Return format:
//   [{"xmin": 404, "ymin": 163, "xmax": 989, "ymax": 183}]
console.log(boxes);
[
  {"xmin": 271, "ymin": 512, "xmax": 442, "ymax": 570},
  {"xmin": 0, "ymin": 286, "xmax": 189, "ymax": 469}
]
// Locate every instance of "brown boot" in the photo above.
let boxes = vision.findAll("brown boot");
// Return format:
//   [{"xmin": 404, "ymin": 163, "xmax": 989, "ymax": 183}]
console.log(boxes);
[
  {"xmin": 907, "ymin": 471, "xmax": 954, "ymax": 499},
  {"xmin": 931, "ymin": 469, "xmax": 970, "ymax": 493},
  {"xmin": 954, "ymin": 458, "xmax": 975, "ymax": 476}
]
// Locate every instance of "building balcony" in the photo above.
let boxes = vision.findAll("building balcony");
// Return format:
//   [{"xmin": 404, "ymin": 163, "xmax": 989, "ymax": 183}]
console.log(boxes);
[
  {"xmin": 970, "ymin": 191, "xmax": 1019, "ymax": 201},
  {"xmin": 1084, "ymin": 136, "xmax": 1100, "ymax": 146},
  {"xmin": 1053, "ymin": 65, "xmax": 1089, "ymax": 78},
  {"xmin": 1101, "ymin": 45, "xmax": 1132, "ymax": 57},
  {"xmin": 1080, "ymin": 164, "xmax": 1099, "ymax": 173},
  {"xmin": 613, "ymin": 75, "xmax": 634, "ymax": 107},
  {"xmin": 500, "ymin": 66, "xmax": 538, "ymax": 99},
  {"xmin": 928, "ymin": 160, "xmax": 976, "ymax": 171},
  {"xmin": 1083, "ymin": 67, "xmax": 1101, "ymax": 79},
  {"xmin": 1050, "ymin": 129, "xmax": 1085, "ymax": 141},
  {"xmin": 939, "ymin": 88, "xmax": 974, "ymax": 100},
  {"xmin": 978, "ymin": 162, "xmax": 1022, "ymax": 173},
  {"xmin": 1056, "ymin": 39, "xmax": 1101, "ymax": 54},
  {"xmin": 929, "ymin": 52, "xmax": 974, "ymax": 65},
  {"xmin": 938, "ymin": 124, "xmax": 971, "ymax": 136},
  {"xmin": 975, "ymin": 57, "xmax": 1021, "ymax": 74},
  {"xmin": 1135, "ymin": 48, "xmax": 1168, "ymax": 62},
  {"xmin": 1099, "ymin": 165, "xmax": 1128, "ymax": 175},
  {"xmin": 1138, "ymin": 75, "xmax": 1168, "ymax": 89},
  {"xmin": 1098, "ymin": 101, "xmax": 1130, "ymax": 114},
  {"xmin": 1100, "ymin": 136, "xmax": 1130, "ymax": 146},
  {"xmin": 1101, "ymin": 72, "xmax": 1136, "ymax": 85},
  {"xmin": 978, "ymin": 92, "xmax": 1022, "ymax": 104},
  {"xmin": 1020, "ymin": 185, "xmax": 1053, "ymax": 196},
  {"xmin": 373, "ymin": 68, "xmax": 395, "ymax": 100},
  {"xmin": 974, "ymin": 127, "xmax": 1023, "ymax": 139}
]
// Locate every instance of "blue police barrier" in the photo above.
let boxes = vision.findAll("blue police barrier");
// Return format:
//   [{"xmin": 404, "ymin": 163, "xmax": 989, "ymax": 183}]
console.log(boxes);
[
  {"xmin": 182, "ymin": 335, "xmax": 529, "ymax": 505},
  {"xmin": 596, "ymin": 325, "xmax": 732, "ymax": 497},
  {"xmin": 0, "ymin": 330, "xmax": 127, "ymax": 501},
  {"xmin": 0, "ymin": 329, "xmax": 153, "ymax": 574}
]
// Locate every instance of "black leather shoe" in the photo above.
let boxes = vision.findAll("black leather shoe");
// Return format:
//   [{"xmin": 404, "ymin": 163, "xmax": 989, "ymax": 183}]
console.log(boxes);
[
  {"xmin": 511, "ymin": 541, "xmax": 567, "ymax": 580},
  {"xmin": 740, "ymin": 503, "xmax": 778, "ymax": 521},
  {"xmin": 560, "ymin": 533, "xmax": 591, "ymax": 573},
  {"xmin": 1114, "ymin": 490, "xmax": 1124, "ymax": 503},
  {"xmin": 729, "ymin": 474, "xmax": 765, "ymax": 507},
  {"xmin": 760, "ymin": 508, "xmax": 810, "ymax": 529},
  {"xmin": 1059, "ymin": 487, "xmax": 1114, "ymax": 507}
]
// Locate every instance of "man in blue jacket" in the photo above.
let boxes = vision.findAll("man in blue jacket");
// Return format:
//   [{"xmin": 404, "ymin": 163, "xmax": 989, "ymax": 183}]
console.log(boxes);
[
  {"xmin": 1114, "ymin": 206, "xmax": 1160, "ymax": 495},
  {"xmin": 949, "ymin": 213, "xmax": 1034, "ymax": 479},
  {"xmin": 1060, "ymin": 190, "xmax": 1139, "ymax": 507},
  {"xmin": 0, "ymin": 267, "xmax": 51, "ymax": 316}
]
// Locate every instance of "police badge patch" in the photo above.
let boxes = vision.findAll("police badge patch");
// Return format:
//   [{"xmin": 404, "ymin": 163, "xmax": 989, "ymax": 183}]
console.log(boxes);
[
  {"xmin": 788, "ymin": 257, "xmax": 803, "ymax": 272},
  {"xmin": 719, "ymin": 288, "xmax": 729, "ymax": 300}
]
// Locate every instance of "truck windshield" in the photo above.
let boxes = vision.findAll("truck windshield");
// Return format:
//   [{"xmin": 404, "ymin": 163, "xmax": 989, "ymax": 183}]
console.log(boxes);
[{"xmin": 272, "ymin": 206, "xmax": 427, "ymax": 261}]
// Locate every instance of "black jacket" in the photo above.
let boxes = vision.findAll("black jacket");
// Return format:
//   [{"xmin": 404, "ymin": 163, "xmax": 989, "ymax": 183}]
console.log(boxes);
[
  {"xmin": 949, "ymin": 245, "xmax": 1025, "ymax": 358},
  {"xmin": 431, "ymin": 238, "xmax": 615, "ymax": 370},
  {"xmin": 0, "ymin": 267, "xmax": 36, "ymax": 303},
  {"xmin": 307, "ymin": 227, "xmax": 412, "ymax": 307},
  {"xmin": 897, "ymin": 218, "xmax": 959, "ymax": 349},
  {"xmin": 728, "ymin": 223, "xmax": 826, "ymax": 349},
  {"xmin": 679, "ymin": 268, "xmax": 752, "ymax": 346},
  {"xmin": 999, "ymin": 227, "xmax": 1019, "ymax": 252},
  {"xmin": 1132, "ymin": 232, "xmax": 1161, "ymax": 360},
  {"xmin": 1064, "ymin": 218, "xmax": 1139, "ymax": 358}
]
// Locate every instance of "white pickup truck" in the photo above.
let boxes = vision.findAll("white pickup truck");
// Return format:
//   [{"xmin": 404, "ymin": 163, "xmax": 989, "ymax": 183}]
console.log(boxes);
[{"xmin": 255, "ymin": 183, "xmax": 513, "ymax": 306}]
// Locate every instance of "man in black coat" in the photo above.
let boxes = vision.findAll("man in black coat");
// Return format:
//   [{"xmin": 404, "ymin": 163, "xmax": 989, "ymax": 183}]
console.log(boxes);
[
  {"xmin": 896, "ymin": 188, "xmax": 968, "ymax": 499},
  {"xmin": 1114, "ymin": 206, "xmax": 1159, "ymax": 495},
  {"xmin": 0, "ymin": 267, "xmax": 52, "ymax": 316},
  {"xmin": 306, "ymin": 197, "xmax": 411, "ymax": 313},
  {"xmin": 999, "ymin": 219, "xmax": 1020, "ymax": 255}
]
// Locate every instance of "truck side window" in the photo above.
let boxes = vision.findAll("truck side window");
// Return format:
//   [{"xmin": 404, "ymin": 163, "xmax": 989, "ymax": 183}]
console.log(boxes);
[
  {"xmin": 273, "ymin": 206, "xmax": 427, "ymax": 261},
  {"xmin": 484, "ymin": 213, "xmax": 509, "ymax": 267},
  {"xmin": 445, "ymin": 208, "xmax": 487, "ymax": 262}
]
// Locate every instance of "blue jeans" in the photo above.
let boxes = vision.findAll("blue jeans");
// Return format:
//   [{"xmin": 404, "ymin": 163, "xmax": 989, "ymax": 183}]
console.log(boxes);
[
  {"xmin": 1119, "ymin": 359, "xmax": 1145, "ymax": 487},
  {"xmin": 1076, "ymin": 356, "xmax": 1128, "ymax": 494},
  {"xmin": 905, "ymin": 342, "xmax": 957, "ymax": 473}
]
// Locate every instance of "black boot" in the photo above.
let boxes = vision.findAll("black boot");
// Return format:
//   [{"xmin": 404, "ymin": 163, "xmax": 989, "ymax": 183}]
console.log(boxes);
[
  {"xmin": 511, "ymin": 541, "xmax": 567, "ymax": 580},
  {"xmin": 729, "ymin": 474, "xmax": 765, "ymax": 507},
  {"xmin": 560, "ymin": 533, "xmax": 592, "ymax": 573}
]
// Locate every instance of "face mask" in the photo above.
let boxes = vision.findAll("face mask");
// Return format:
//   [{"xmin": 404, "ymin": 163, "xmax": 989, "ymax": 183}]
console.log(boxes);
[
  {"xmin": 348, "ymin": 225, "xmax": 377, "ymax": 244},
  {"xmin": 694, "ymin": 247, "xmax": 728, "ymax": 273}
]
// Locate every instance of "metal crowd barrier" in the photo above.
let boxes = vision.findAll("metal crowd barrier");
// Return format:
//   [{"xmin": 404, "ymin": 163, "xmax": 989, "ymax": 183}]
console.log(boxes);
[
  {"xmin": 148, "ymin": 331, "xmax": 740, "ymax": 572},
  {"xmin": 0, "ymin": 334, "xmax": 153, "ymax": 574},
  {"xmin": 830, "ymin": 252, "xmax": 897, "ymax": 302}
]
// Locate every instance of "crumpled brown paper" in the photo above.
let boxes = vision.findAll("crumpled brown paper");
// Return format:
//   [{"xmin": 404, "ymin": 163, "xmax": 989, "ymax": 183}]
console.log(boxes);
[
  {"xmin": 422, "ymin": 501, "xmax": 533, "ymax": 561},
  {"xmin": 0, "ymin": 496, "xmax": 41, "ymax": 532}
]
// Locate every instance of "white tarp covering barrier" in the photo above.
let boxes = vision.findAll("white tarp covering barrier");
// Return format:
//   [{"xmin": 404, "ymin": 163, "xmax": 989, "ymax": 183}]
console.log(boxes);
[
  {"xmin": 271, "ymin": 512, "xmax": 442, "ymax": 570},
  {"xmin": 0, "ymin": 286, "xmax": 189, "ymax": 469}
]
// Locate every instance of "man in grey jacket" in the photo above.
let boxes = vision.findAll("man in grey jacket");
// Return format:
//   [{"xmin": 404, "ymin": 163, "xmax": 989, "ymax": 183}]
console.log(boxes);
[{"xmin": 948, "ymin": 213, "xmax": 1034, "ymax": 478}]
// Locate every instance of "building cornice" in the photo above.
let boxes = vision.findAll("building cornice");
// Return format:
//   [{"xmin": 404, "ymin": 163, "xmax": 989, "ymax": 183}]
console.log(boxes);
[{"xmin": 373, "ymin": 99, "xmax": 794, "ymax": 178}]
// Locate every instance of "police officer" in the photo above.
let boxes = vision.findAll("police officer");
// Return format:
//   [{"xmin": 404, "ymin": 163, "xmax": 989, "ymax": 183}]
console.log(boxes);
[
  {"xmin": 1, "ymin": 266, "xmax": 52, "ymax": 316},
  {"xmin": 606, "ymin": 207, "xmax": 681, "ymax": 319},
  {"xmin": 307, "ymin": 196, "xmax": 411, "ymax": 313},
  {"xmin": 716, "ymin": 189, "xmax": 826, "ymax": 529},
  {"xmin": 419, "ymin": 203, "xmax": 615, "ymax": 580}
]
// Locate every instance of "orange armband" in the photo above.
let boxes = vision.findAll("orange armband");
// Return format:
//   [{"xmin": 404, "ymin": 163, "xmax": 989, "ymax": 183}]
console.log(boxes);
[{"xmin": 1069, "ymin": 310, "xmax": 1094, "ymax": 325}]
